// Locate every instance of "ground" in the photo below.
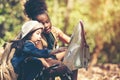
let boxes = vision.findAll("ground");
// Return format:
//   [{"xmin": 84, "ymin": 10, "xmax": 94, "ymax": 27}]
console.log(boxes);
[
  {"xmin": 77, "ymin": 63, "xmax": 120, "ymax": 80},
  {"xmin": 54, "ymin": 63, "xmax": 120, "ymax": 80}
]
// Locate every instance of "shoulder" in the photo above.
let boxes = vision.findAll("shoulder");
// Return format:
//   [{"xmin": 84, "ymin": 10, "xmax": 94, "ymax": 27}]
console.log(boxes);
[
  {"xmin": 52, "ymin": 26, "xmax": 61, "ymax": 32},
  {"xmin": 23, "ymin": 41, "xmax": 37, "ymax": 52},
  {"xmin": 24, "ymin": 40, "xmax": 35, "ymax": 47}
]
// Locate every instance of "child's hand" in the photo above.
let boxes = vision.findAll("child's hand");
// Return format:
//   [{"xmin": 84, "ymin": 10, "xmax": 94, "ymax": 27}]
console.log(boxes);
[{"xmin": 51, "ymin": 47, "xmax": 67, "ymax": 54}]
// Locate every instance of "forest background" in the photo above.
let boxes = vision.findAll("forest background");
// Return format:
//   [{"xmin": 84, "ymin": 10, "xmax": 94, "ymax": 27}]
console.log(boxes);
[{"xmin": 0, "ymin": 0, "xmax": 120, "ymax": 79}]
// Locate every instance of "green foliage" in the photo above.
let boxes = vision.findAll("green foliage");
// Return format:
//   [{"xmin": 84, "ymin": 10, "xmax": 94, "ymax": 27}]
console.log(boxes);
[
  {"xmin": 0, "ymin": 0, "xmax": 120, "ymax": 63},
  {"xmin": 0, "ymin": 0, "xmax": 24, "ymax": 45}
]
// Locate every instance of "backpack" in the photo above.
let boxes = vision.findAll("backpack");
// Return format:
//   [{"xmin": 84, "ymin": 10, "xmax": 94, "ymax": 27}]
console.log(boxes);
[
  {"xmin": 0, "ymin": 33, "xmax": 22, "ymax": 80},
  {"xmin": 0, "ymin": 42, "xmax": 18, "ymax": 80}
]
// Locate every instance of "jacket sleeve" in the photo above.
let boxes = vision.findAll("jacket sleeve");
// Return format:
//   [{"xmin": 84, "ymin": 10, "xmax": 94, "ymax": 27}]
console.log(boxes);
[{"xmin": 23, "ymin": 41, "xmax": 51, "ymax": 58}]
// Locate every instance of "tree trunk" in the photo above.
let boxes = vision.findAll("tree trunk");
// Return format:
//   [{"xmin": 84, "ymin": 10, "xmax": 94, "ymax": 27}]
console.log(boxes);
[
  {"xmin": 63, "ymin": 0, "xmax": 73, "ymax": 33},
  {"xmin": 89, "ymin": 34, "xmax": 104, "ymax": 67}
]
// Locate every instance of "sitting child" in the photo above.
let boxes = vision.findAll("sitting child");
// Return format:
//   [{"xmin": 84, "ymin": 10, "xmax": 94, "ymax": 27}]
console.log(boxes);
[{"xmin": 11, "ymin": 20, "xmax": 57, "ymax": 80}]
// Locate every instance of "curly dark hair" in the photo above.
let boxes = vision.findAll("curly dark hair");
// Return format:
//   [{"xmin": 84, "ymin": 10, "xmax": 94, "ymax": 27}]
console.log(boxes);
[{"xmin": 24, "ymin": 0, "xmax": 47, "ymax": 20}]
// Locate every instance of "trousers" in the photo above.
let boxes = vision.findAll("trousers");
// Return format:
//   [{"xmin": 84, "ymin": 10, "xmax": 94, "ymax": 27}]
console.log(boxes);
[{"xmin": 17, "ymin": 58, "xmax": 43, "ymax": 80}]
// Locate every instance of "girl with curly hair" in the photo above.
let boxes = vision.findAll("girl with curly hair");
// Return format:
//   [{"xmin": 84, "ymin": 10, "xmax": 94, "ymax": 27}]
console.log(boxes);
[{"xmin": 23, "ymin": 0, "xmax": 78, "ymax": 80}]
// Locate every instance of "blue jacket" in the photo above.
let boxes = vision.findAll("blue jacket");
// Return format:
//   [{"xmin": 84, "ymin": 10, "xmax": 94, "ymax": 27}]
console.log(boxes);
[{"xmin": 11, "ymin": 41, "xmax": 51, "ymax": 74}]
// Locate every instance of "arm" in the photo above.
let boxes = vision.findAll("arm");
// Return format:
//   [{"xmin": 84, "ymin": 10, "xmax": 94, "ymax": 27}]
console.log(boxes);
[
  {"xmin": 55, "ymin": 27, "xmax": 70, "ymax": 44},
  {"xmin": 23, "ymin": 41, "xmax": 51, "ymax": 58}
]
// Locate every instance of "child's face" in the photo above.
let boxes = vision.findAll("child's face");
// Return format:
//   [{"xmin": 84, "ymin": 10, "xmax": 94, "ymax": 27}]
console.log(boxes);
[
  {"xmin": 30, "ymin": 29, "xmax": 43, "ymax": 43},
  {"xmin": 36, "ymin": 13, "xmax": 52, "ymax": 34}
]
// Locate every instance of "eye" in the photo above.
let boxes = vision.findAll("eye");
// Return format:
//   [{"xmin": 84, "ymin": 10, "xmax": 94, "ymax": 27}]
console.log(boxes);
[
  {"xmin": 37, "ymin": 31, "xmax": 42, "ymax": 35},
  {"xmin": 36, "ymin": 31, "xmax": 40, "ymax": 34},
  {"xmin": 37, "ymin": 32, "xmax": 39, "ymax": 35}
]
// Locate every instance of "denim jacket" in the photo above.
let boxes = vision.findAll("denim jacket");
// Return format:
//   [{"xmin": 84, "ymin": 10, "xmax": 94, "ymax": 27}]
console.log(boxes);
[
  {"xmin": 11, "ymin": 41, "xmax": 51, "ymax": 74},
  {"xmin": 23, "ymin": 41, "xmax": 51, "ymax": 57}
]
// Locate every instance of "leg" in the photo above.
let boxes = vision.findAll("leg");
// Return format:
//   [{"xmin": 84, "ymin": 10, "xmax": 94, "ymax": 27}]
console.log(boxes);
[
  {"xmin": 71, "ymin": 69, "xmax": 78, "ymax": 80},
  {"xmin": 21, "ymin": 59, "xmax": 43, "ymax": 80}
]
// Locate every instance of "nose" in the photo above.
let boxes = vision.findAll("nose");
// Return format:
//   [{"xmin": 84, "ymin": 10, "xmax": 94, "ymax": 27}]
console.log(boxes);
[
  {"xmin": 44, "ymin": 23, "xmax": 48, "ymax": 28},
  {"xmin": 39, "ymin": 34, "xmax": 42, "ymax": 39}
]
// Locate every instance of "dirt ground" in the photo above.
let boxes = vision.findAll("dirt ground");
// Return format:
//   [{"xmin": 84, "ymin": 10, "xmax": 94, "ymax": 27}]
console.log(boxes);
[
  {"xmin": 54, "ymin": 63, "xmax": 120, "ymax": 80},
  {"xmin": 77, "ymin": 64, "xmax": 120, "ymax": 80}
]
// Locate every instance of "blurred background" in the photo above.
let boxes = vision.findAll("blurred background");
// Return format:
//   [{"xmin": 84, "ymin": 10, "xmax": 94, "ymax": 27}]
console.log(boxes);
[{"xmin": 0, "ymin": 0, "xmax": 120, "ymax": 79}]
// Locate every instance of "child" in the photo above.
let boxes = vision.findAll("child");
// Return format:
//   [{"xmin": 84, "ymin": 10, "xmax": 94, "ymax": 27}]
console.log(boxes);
[
  {"xmin": 11, "ymin": 20, "xmax": 57, "ymax": 80},
  {"xmin": 24, "ymin": 0, "xmax": 70, "ymax": 61}
]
